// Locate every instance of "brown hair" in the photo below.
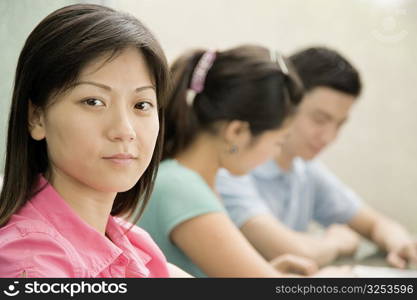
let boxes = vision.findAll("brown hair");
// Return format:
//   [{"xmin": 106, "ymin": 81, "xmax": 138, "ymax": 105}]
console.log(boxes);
[
  {"xmin": 289, "ymin": 46, "xmax": 362, "ymax": 97},
  {"xmin": 164, "ymin": 45, "xmax": 304, "ymax": 159}
]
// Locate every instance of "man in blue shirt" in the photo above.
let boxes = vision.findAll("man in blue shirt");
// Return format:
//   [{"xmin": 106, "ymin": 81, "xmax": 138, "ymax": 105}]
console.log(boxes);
[{"xmin": 217, "ymin": 47, "xmax": 417, "ymax": 268}]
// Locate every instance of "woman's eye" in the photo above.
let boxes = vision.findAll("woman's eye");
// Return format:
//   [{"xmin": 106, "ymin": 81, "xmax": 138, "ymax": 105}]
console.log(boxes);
[
  {"xmin": 312, "ymin": 116, "xmax": 327, "ymax": 125},
  {"xmin": 82, "ymin": 98, "xmax": 105, "ymax": 107},
  {"xmin": 275, "ymin": 140, "xmax": 284, "ymax": 147},
  {"xmin": 134, "ymin": 101, "xmax": 153, "ymax": 111}
]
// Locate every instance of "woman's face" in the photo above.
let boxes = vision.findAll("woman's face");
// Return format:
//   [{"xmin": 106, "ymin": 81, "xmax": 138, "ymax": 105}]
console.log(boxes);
[
  {"xmin": 30, "ymin": 47, "xmax": 159, "ymax": 193},
  {"xmin": 221, "ymin": 123, "xmax": 291, "ymax": 176}
]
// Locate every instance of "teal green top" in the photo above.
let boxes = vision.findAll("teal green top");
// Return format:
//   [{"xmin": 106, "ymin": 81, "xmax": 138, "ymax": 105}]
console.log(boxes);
[{"xmin": 138, "ymin": 159, "xmax": 225, "ymax": 277}]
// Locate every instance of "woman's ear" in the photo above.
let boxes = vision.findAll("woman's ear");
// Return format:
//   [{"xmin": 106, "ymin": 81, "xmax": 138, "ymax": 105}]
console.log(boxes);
[
  {"xmin": 28, "ymin": 100, "xmax": 46, "ymax": 141},
  {"xmin": 222, "ymin": 120, "xmax": 251, "ymax": 146}
]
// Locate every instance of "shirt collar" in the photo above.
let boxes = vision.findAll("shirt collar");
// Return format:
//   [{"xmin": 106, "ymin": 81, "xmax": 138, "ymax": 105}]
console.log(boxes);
[
  {"xmin": 30, "ymin": 175, "xmax": 151, "ymax": 277},
  {"xmin": 252, "ymin": 159, "xmax": 289, "ymax": 179},
  {"xmin": 252, "ymin": 157, "xmax": 311, "ymax": 180}
]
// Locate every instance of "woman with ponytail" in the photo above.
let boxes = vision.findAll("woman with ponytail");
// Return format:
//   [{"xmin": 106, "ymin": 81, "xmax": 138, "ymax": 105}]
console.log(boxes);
[{"xmin": 137, "ymin": 45, "xmax": 331, "ymax": 277}]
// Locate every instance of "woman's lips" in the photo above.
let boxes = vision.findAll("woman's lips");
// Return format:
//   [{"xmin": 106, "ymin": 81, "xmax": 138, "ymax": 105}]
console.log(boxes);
[{"xmin": 102, "ymin": 153, "xmax": 137, "ymax": 166}]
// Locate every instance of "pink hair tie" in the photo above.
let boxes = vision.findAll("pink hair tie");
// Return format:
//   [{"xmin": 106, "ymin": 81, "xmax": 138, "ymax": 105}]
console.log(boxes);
[{"xmin": 186, "ymin": 50, "xmax": 217, "ymax": 106}]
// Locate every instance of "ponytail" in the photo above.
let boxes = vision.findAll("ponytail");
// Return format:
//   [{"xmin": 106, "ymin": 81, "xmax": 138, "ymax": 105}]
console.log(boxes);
[
  {"xmin": 163, "ymin": 50, "xmax": 206, "ymax": 159},
  {"xmin": 163, "ymin": 45, "xmax": 305, "ymax": 159}
]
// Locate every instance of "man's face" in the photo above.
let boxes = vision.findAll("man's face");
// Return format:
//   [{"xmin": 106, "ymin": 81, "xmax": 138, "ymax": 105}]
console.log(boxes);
[{"xmin": 283, "ymin": 87, "xmax": 356, "ymax": 160}]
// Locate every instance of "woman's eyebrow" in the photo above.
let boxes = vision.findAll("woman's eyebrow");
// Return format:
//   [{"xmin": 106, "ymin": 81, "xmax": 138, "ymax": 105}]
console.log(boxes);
[
  {"xmin": 135, "ymin": 85, "xmax": 155, "ymax": 93},
  {"xmin": 313, "ymin": 110, "xmax": 332, "ymax": 120},
  {"xmin": 72, "ymin": 81, "xmax": 155, "ymax": 92}
]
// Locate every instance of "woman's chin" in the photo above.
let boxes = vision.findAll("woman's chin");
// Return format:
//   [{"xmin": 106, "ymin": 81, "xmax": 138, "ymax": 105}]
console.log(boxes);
[{"xmin": 95, "ymin": 180, "xmax": 139, "ymax": 193}]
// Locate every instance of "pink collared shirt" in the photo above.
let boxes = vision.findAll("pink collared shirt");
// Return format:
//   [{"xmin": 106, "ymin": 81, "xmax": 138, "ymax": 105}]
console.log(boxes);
[{"xmin": 0, "ymin": 176, "xmax": 169, "ymax": 278}]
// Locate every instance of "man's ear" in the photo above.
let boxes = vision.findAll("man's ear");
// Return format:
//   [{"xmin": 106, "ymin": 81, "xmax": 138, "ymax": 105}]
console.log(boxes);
[
  {"xmin": 28, "ymin": 100, "xmax": 46, "ymax": 141},
  {"xmin": 222, "ymin": 120, "xmax": 251, "ymax": 146}
]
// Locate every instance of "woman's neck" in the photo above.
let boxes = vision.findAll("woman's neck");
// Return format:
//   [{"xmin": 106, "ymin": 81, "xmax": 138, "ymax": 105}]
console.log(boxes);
[
  {"xmin": 275, "ymin": 145, "xmax": 296, "ymax": 172},
  {"xmin": 175, "ymin": 134, "xmax": 221, "ymax": 191},
  {"xmin": 47, "ymin": 168, "xmax": 115, "ymax": 235}
]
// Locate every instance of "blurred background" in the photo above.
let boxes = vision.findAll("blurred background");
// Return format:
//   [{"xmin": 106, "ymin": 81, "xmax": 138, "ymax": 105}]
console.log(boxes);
[{"xmin": 0, "ymin": 0, "xmax": 416, "ymax": 230}]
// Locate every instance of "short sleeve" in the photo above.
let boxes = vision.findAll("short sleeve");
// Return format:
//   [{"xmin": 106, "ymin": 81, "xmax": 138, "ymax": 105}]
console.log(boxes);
[
  {"xmin": 0, "ymin": 226, "xmax": 78, "ymax": 277},
  {"xmin": 309, "ymin": 161, "xmax": 362, "ymax": 227},
  {"xmin": 216, "ymin": 169, "xmax": 271, "ymax": 228},
  {"xmin": 145, "ymin": 164, "xmax": 225, "ymax": 239}
]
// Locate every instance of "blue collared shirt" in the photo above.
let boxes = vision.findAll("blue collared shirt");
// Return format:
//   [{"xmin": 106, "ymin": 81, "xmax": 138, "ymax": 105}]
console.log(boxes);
[{"xmin": 216, "ymin": 158, "xmax": 362, "ymax": 231}]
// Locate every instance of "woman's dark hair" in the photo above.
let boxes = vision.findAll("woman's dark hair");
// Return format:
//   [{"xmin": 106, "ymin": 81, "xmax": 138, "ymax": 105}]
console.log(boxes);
[
  {"xmin": 0, "ymin": 4, "xmax": 169, "ymax": 227},
  {"xmin": 289, "ymin": 47, "xmax": 362, "ymax": 97},
  {"xmin": 164, "ymin": 45, "xmax": 304, "ymax": 159}
]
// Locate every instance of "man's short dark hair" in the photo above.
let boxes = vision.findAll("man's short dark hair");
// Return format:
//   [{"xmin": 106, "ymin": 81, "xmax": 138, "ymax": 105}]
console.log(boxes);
[{"xmin": 289, "ymin": 47, "xmax": 362, "ymax": 97}]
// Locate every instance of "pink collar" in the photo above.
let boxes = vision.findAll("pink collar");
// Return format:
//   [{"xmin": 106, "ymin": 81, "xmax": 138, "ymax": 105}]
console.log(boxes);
[{"xmin": 29, "ymin": 175, "xmax": 152, "ymax": 277}]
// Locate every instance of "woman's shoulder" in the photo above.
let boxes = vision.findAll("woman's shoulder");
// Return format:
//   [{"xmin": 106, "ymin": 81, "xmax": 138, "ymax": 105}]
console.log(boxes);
[
  {"xmin": 158, "ymin": 159, "xmax": 201, "ymax": 181},
  {"xmin": 0, "ymin": 217, "xmax": 81, "ymax": 277},
  {"xmin": 156, "ymin": 159, "xmax": 211, "ymax": 193},
  {"xmin": 0, "ymin": 201, "xmax": 77, "ymax": 250}
]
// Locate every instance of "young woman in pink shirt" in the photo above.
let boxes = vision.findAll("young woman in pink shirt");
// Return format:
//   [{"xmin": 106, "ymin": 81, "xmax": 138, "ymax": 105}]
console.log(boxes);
[{"xmin": 0, "ymin": 4, "xmax": 187, "ymax": 278}]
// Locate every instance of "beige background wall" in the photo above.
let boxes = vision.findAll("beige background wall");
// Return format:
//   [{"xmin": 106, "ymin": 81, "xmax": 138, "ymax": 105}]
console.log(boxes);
[{"xmin": 1, "ymin": 0, "xmax": 416, "ymax": 230}]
